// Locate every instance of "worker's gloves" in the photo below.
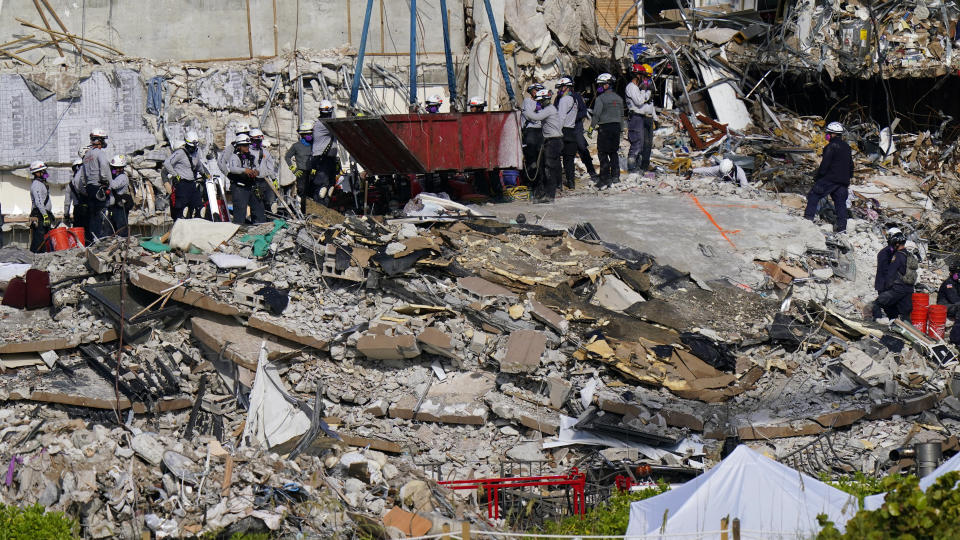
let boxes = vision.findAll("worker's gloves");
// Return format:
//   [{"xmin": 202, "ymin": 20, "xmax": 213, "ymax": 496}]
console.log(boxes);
[
  {"xmin": 586, "ymin": 127, "xmax": 595, "ymax": 138},
  {"xmin": 272, "ymin": 179, "xmax": 280, "ymax": 189},
  {"xmin": 42, "ymin": 214, "xmax": 52, "ymax": 226}
]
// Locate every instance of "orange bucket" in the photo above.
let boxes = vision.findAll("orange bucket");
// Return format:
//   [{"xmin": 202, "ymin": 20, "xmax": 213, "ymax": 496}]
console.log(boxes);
[
  {"xmin": 68, "ymin": 227, "xmax": 86, "ymax": 246},
  {"xmin": 911, "ymin": 304, "xmax": 928, "ymax": 334},
  {"xmin": 44, "ymin": 228, "xmax": 79, "ymax": 252}
]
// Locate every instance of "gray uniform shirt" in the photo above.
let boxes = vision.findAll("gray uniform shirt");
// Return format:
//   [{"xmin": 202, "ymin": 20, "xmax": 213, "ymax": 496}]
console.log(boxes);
[
  {"xmin": 284, "ymin": 140, "xmax": 313, "ymax": 171},
  {"xmin": 521, "ymin": 97, "xmax": 541, "ymax": 129},
  {"xmin": 224, "ymin": 152, "xmax": 257, "ymax": 178},
  {"xmin": 625, "ymin": 82, "xmax": 644, "ymax": 114},
  {"xmin": 65, "ymin": 169, "xmax": 85, "ymax": 213},
  {"xmin": 81, "ymin": 147, "xmax": 112, "ymax": 186},
  {"xmin": 692, "ymin": 165, "xmax": 749, "ymax": 188},
  {"xmin": 254, "ymin": 147, "xmax": 278, "ymax": 180},
  {"xmin": 163, "ymin": 148, "xmax": 209, "ymax": 181},
  {"xmin": 31, "ymin": 179, "xmax": 51, "ymax": 214},
  {"xmin": 557, "ymin": 94, "xmax": 577, "ymax": 129},
  {"xmin": 312, "ymin": 120, "xmax": 338, "ymax": 157},
  {"xmin": 591, "ymin": 91, "xmax": 625, "ymax": 129},
  {"xmin": 523, "ymin": 105, "xmax": 562, "ymax": 138},
  {"xmin": 108, "ymin": 172, "xmax": 129, "ymax": 206}
]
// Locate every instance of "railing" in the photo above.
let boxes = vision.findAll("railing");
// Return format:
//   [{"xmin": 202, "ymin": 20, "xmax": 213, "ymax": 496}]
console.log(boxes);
[{"xmin": 438, "ymin": 468, "xmax": 587, "ymax": 520}]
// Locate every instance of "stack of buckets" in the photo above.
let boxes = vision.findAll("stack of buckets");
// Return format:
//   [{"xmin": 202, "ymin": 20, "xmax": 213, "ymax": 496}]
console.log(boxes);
[
  {"xmin": 911, "ymin": 293, "xmax": 949, "ymax": 339},
  {"xmin": 43, "ymin": 227, "xmax": 85, "ymax": 252}
]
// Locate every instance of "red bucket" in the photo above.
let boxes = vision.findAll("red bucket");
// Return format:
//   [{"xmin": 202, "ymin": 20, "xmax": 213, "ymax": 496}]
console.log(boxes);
[
  {"xmin": 912, "ymin": 293, "xmax": 930, "ymax": 309},
  {"xmin": 68, "ymin": 227, "xmax": 86, "ymax": 246},
  {"xmin": 911, "ymin": 304, "xmax": 929, "ymax": 333},
  {"xmin": 927, "ymin": 304, "xmax": 948, "ymax": 339},
  {"xmin": 44, "ymin": 228, "xmax": 79, "ymax": 252}
]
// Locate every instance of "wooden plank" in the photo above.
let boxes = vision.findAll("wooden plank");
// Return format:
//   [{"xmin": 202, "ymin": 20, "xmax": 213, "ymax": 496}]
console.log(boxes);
[{"xmin": 680, "ymin": 113, "xmax": 706, "ymax": 149}]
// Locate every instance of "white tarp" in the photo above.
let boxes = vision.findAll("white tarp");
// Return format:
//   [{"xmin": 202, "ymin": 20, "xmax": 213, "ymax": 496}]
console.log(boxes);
[
  {"xmin": 697, "ymin": 64, "xmax": 752, "ymax": 131},
  {"xmin": 242, "ymin": 343, "xmax": 311, "ymax": 452},
  {"xmin": 168, "ymin": 219, "xmax": 240, "ymax": 252},
  {"xmin": 626, "ymin": 445, "xmax": 858, "ymax": 539},
  {"xmin": 863, "ymin": 451, "xmax": 960, "ymax": 510}
]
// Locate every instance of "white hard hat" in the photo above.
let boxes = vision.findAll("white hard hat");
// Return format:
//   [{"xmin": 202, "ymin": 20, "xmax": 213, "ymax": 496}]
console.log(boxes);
[
  {"xmin": 826, "ymin": 121, "xmax": 844, "ymax": 135},
  {"xmin": 469, "ymin": 96, "xmax": 486, "ymax": 107},
  {"xmin": 184, "ymin": 130, "xmax": 200, "ymax": 145},
  {"xmin": 90, "ymin": 128, "xmax": 108, "ymax": 139},
  {"xmin": 29, "ymin": 161, "xmax": 47, "ymax": 174},
  {"xmin": 556, "ymin": 76, "xmax": 574, "ymax": 88},
  {"xmin": 235, "ymin": 123, "xmax": 251, "ymax": 135},
  {"xmin": 596, "ymin": 73, "xmax": 614, "ymax": 85},
  {"xmin": 319, "ymin": 99, "xmax": 334, "ymax": 112},
  {"xmin": 426, "ymin": 94, "xmax": 443, "ymax": 106},
  {"xmin": 77, "ymin": 145, "xmax": 90, "ymax": 158},
  {"xmin": 72, "ymin": 157, "xmax": 83, "ymax": 167},
  {"xmin": 534, "ymin": 89, "xmax": 552, "ymax": 101},
  {"xmin": 298, "ymin": 121, "xmax": 315, "ymax": 133},
  {"xmin": 249, "ymin": 128, "xmax": 264, "ymax": 138},
  {"xmin": 234, "ymin": 133, "xmax": 252, "ymax": 145},
  {"xmin": 109, "ymin": 154, "xmax": 127, "ymax": 167},
  {"xmin": 886, "ymin": 226, "xmax": 902, "ymax": 236},
  {"xmin": 720, "ymin": 158, "xmax": 734, "ymax": 175}
]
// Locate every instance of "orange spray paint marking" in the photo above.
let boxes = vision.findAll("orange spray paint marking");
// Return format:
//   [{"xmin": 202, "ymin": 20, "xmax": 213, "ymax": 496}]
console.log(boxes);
[{"xmin": 686, "ymin": 193, "xmax": 737, "ymax": 249}]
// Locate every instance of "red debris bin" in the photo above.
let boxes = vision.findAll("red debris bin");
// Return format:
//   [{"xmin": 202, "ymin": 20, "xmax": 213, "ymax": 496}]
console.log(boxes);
[{"xmin": 324, "ymin": 111, "xmax": 522, "ymax": 175}]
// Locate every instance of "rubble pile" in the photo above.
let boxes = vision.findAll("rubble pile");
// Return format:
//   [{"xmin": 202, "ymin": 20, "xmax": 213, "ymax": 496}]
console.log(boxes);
[{"xmin": 4, "ymin": 165, "xmax": 960, "ymax": 535}]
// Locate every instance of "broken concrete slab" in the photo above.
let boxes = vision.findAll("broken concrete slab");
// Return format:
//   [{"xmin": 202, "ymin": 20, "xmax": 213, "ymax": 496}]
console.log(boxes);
[
  {"xmin": 500, "ymin": 329, "xmax": 547, "ymax": 373},
  {"xmin": 129, "ymin": 270, "xmax": 242, "ymax": 317},
  {"xmin": 529, "ymin": 299, "xmax": 568, "ymax": 334},
  {"xmin": 840, "ymin": 348, "xmax": 892, "ymax": 387},
  {"xmin": 547, "ymin": 376, "xmax": 572, "ymax": 408},
  {"xmin": 130, "ymin": 433, "xmax": 165, "ymax": 466},
  {"xmin": 248, "ymin": 313, "xmax": 329, "ymax": 350},
  {"xmin": 416, "ymin": 327, "xmax": 457, "ymax": 360},
  {"xmin": 592, "ymin": 274, "xmax": 645, "ymax": 312},
  {"xmin": 191, "ymin": 314, "xmax": 297, "ymax": 371},
  {"xmin": 458, "ymin": 276, "xmax": 518, "ymax": 301},
  {"xmin": 356, "ymin": 333, "xmax": 421, "ymax": 361},
  {"xmin": 389, "ymin": 372, "xmax": 495, "ymax": 425}
]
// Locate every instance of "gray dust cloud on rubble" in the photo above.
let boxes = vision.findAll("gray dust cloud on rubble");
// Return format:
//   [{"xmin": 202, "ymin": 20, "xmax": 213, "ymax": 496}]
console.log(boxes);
[{"xmin": 3, "ymin": 0, "xmax": 960, "ymax": 538}]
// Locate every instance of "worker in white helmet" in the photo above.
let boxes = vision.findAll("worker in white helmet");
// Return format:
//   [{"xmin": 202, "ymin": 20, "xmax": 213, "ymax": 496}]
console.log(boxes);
[
  {"xmin": 285, "ymin": 121, "xmax": 315, "ymax": 212},
  {"xmin": 804, "ymin": 121, "xmax": 854, "ymax": 234},
  {"xmin": 224, "ymin": 134, "xmax": 264, "ymax": 224},
  {"xmin": 81, "ymin": 128, "xmax": 112, "ymax": 240},
  {"xmin": 690, "ymin": 158, "xmax": 749, "ymax": 188},
  {"xmin": 218, "ymin": 121, "xmax": 253, "ymax": 177},
  {"xmin": 107, "ymin": 155, "xmax": 131, "ymax": 237},
  {"xmin": 310, "ymin": 99, "xmax": 339, "ymax": 207},
  {"xmin": 425, "ymin": 95, "xmax": 443, "ymax": 114},
  {"xmin": 163, "ymin": 130, "xmax": 209, "ymax": 220},
  {"xmin": 28, "ymin": 161, "xmax": 54, "ymax": 252},
  {"xmin": 63, "ymin": 158, "xmax": 89, "ymax": 241},
  {"xmin": 249, "ymin": 128, "xmax": 279, "ymax": 212},
  {"xmin": 468, "ymin": 96, "xmax": 487, "ymax": 113}
]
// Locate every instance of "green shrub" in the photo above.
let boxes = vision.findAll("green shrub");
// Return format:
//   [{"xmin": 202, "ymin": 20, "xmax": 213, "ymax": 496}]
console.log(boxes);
[
  {"xmin": 0, "ymin": 503, "xmax": 77, "ymax": 540},
  {"xmin": 533, "ymin": 481, "xmax": 670, "ymax": 536},
  {"xmin": 817, "ymin": 471, "xmax": 960, "ymax": 539},
  {"xmin": 819, "ymin": 471, "xmax": 885, "ymax": 506}
]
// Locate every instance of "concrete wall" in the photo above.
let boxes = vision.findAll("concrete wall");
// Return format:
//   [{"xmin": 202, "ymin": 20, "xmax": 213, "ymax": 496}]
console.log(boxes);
[{"xmin": 0, "ymin": 0, "xmax": 466, "ymax": 62}]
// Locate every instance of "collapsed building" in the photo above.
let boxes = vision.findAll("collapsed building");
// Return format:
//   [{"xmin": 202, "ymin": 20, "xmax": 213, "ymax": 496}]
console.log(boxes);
[{"xmin": 2, "ymin": 0, "xmax": 960, "ymax": 538}]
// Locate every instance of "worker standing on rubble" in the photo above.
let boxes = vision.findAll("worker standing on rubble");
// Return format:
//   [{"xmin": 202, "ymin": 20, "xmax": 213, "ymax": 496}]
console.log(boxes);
[
  {"xmin": 588, "ymin": 73, "xmax": 624, "ymax": 189},
  {"xmin": 875, "ymin": 227, "xmax": 902, "ymax": 294},
  {"xmin": 311, "ymin": 100, "xmax": 339, "ymax": 207},
  {"xmin": 570, "ymin": 83, "xmax": 598, "ymax": 185},
  {"xmin": 219, "ymin": 123, "xmax": 250, "ymax": 174},
  {"xmin": 522, "ymin": 89, "xmax": 562, "ymax": 203},
  {"xmin": 250, "ymin": 128, "xmax": 278, "ymax": 212},
  {"xmin": 285, "ymin": 122, "xmax": 315, "ymax": 213},
  {"xmin": 28, "ymin": 161, "xmax": 54, "ymax": 253},
  {"xmin": 521, "ymin": 83, "xmax": 545, "ymax": 191},
  {"xmin": 938, "ymin": 261, "xmax": 960, "ymax": 346},
  {"xmin": 689, "ymin": 158, "xmax": 749, "ymax": 188},
  {"xmin": 107, "ymin": 155, "xmax": 131, "ymax": 237},
  {"xmin": 82, "ymin": 129, "xmax": 112, "ymax": 241},
  {"xmin": 64, "ymin": 158, "xmax": 88, "ymax": 242},
  {"xmin": 625, "ymin": 64, "xmax": 656, "ymax": 174},
  {"xmin": 555, "ymin": 77, "xmax": 578, "ymax": 190},
  {"xmin": 424, "ymin": 95, "xmax": 443, "ymax": 114},
  {"xmin": 803, "ymin": 122, "xmax": 853, "ymax": 234},
  {"xmin": 225, "ymin": 134, "xmax": 264, "ymax": 225},
  {"xmin": 163, "ymin": 131, "xmax": 209, "ymax": 220},
  {"xmin": 872, "ymin": 232, "xmax": 916, "ymax": 322}
]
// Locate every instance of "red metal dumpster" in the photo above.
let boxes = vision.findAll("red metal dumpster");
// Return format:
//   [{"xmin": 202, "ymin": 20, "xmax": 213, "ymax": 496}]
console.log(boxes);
[{"xmin": 324, "ymin": 111, "xmax": 522, "ymax": 175}]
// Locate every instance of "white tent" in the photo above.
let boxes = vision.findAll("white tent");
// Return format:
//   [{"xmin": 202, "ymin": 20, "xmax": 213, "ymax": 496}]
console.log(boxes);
[
  {"xmin": 626, "ymin": 445, "xmax": 858, "ymax": 539},
  {"xmin": 863, "ymin": 451, "xmax": 960, "ymax": 510}
]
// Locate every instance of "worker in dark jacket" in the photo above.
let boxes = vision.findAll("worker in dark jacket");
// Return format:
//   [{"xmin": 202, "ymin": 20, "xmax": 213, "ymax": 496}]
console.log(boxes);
[
  {"xmin": 875, "ymin": 227, "xmax": 902, "ymax": 293},
  {"xmin": 521, "ymin": 83, "xmax": 545, "ymax": 187},
  {"xmin": 872, "ymin": 235, "xmax": 916, "ymax": 322},
  {"xmin": 588, "ymin": 73, "xmax": 624, "ymax": 189},
  {"xmin": 937, "ymin": 260, "xmax": 960, "ymax": 318},
  {"xmin": 804, "ymin": 122, "xmax": 854, "ymax": 233}
]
